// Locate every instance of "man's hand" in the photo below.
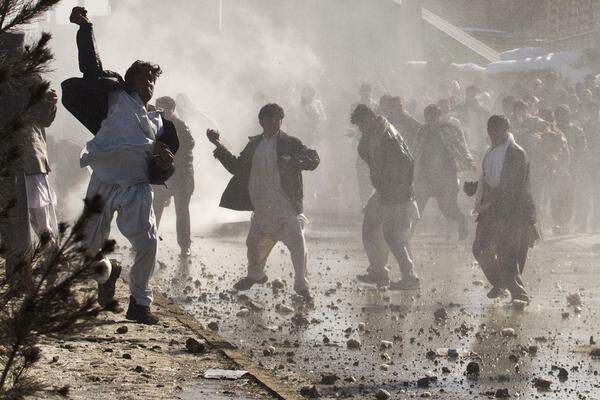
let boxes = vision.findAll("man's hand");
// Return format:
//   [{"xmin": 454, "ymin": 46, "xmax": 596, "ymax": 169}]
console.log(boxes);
[
  {"xmin": 70, "ymin": 6, "xmax": 90, "ymax": 26},
  {"xmin": 46, "ymin": 89, "xmax": 58, "ymax": 106},
  {"xmin": 206, "ymin": 129, "xmax": 221, "ymax": 146},
  {"xmin": 463, "ymin": 181, "xmax": 478, "ymax": 197},
  {"xmin": 153, "ymin": 141, "xmax": 174, "ymax": 170}
]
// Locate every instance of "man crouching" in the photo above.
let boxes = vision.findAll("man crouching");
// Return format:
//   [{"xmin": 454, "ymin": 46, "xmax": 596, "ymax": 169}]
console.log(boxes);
[
  {"xmin": 350, "ymin": 105, "xmax": 420, "ymax": 290},
  {"xmin": 207, "ymin": 104, "xmax": 319, "ymax": 304}
]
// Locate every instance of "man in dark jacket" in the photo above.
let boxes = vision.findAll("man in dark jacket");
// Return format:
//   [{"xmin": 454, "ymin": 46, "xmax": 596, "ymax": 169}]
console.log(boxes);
[
  {"xmin": 413, "ymin": 104, "xmax": 474, "ymax": 241},
  {"xmin": 64, "ymin": 7, "xmax": 178, "ymax": 324},
  {"xmin": 349, "ymin": 84, "xmax": 377, "ymax": 206},
  {"xmin": 153, "ymin": 96, "xmax": 195, "ymax": 257},
  {"xmin": 469, "ymin": 115, "xmax": 538, "ymax": 304},
  {"xmin": 386, "ymin": 96, "xmax": 422, "ymax": 148},
  {"xmin": 350, "ymin": 105, "xmax": 420, "ymax": 290},
  {"xmin": 207, "ymin": 103, "xmax": 319, "ymax": 303}
]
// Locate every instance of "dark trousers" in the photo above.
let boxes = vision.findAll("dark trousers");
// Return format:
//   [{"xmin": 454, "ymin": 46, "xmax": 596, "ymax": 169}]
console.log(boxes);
[
  {"xmin": 0, "ymin": 174, "xmax": 30, "ymax": 276},
  {"xmin": 472, "ymin": 213, "xmax": 529, "ymax": 298},
  {"xmin": 152, "ymin": 178, "xmax": 193, "ymax": 252},
  {"xmin": 356, "ymin": 157, "xmax": 372, "ymax": 206},
  {"xmin": 416, "ymin": 182, "xmax": 467, "ymax": 231}
]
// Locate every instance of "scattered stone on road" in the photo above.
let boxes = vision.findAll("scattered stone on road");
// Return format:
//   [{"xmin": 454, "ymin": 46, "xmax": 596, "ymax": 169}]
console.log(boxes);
[
  {"xmin": 346, "ymin": 338, "xmax": 361, "ymax": 349},
  {"xmin": 185, "ymin": 337, "xmax": 206, "ymax": 354},
  {"xmin": 534, "ymin": 377, "xmax": 552, "ymax": 390},
  {"xmin": 434, "ymin": 307, "xmax": 448, "ymax": 321},
  {"xmin": 567, "ymin": 292, "xmax": 582, "ymax": 306},
  {"xmin": 300, "ymin": 385, "xmax": 321, "ymax": 398},
  {"xmin": 501, "ymin": 328, "xmax": 516, "ymax": 337},
  {"xmin": 466, "ymin": 361, "xmax": 480, "ymax": 376},
  {"xmin": 207, "ymin": 321, "xmax": 219, "ymax": 331},
  {"xmin": 320, "ymin": 373, "xmax": 339, "ymax": 385}
]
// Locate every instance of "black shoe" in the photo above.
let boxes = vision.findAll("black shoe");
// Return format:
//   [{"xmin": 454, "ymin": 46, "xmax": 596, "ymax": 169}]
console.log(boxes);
[
  {"xmin": 511, "ymin": 293, "xmax": 530, "ymax": 304},
  {"xmin": 295, "ymin": 289, "xmax": 314, "ymax": 305},
  {"xmin": 486, "ymin": 287, "xmax": 506, "ymax": 299},
  {"xmin": 126, "ymin": 296, "xmax": 159, "ymax": 325},
  {"xmin": 233, "ymin": 275, "xmax": 268, "ymax": 291},
  {"xmin": 390, "ymin": 277, "xmax": 421, "ymax": 290},
  {"xmin": 98, "ymin": 262, "xmax": 122, "ymax": 307},
  {"xmin": 356, "ymin": 272, "xmax": 390, "ymax": 287}
]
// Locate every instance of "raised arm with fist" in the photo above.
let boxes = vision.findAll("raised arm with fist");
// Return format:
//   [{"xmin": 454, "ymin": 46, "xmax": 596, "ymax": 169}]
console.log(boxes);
[
  {"xmin": 206, "ymin": 129, "xmax": 221, "ymax": 146},
  {"xmin": 70, "ymin": 6, "xmax": 90, "ymax": 25}
]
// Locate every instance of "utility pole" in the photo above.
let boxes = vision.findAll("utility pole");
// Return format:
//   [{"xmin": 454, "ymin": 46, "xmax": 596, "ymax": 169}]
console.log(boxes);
[{"xmin": 218, "ymin": 0, "xmax": 223, "ymax": 31}]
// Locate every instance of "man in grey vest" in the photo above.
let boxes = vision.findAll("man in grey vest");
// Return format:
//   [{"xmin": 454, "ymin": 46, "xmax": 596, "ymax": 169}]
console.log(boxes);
[{"xmin": 0, "ymin": 31, "xmax": 58, "ymax": 279}]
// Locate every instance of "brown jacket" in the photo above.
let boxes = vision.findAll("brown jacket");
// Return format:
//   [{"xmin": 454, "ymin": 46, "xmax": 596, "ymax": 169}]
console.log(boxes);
[
  {"xmin": 213, "ymin": 131, "xmax": 319, "ymax": 214},
  {"xmin": 0, "ymin": 32, "xmax": 56, "ymax": 176},
  {"xmin": 358, "ymin": 117, "xmax": 414, "ymax": 204}
]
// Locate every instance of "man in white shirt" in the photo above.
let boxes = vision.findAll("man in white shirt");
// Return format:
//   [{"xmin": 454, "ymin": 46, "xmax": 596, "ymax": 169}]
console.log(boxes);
[
  {"xmin": 207, "ymin": 104, "xmax": 319, "ymax": 304},
  {"xmin": 67, "ymin": 7, "xmax": 177, "ymax": 324},
  {"xmin": 469, "ymin": 115, "xmax": 538, "ymax": 304}
]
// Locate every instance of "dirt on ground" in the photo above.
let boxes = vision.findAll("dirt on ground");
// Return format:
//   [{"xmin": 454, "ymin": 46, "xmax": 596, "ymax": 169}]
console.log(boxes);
[
  {"xmin": 149, "ymin": 210, "xmax": 600, "ymax": 400},
  {"xmin": 27, "ymin": 280, "xmax": 277, "ymax": 400},
  {"xmin": 25, "ymin": 208, "xmax": 600, "ymax": 400}
]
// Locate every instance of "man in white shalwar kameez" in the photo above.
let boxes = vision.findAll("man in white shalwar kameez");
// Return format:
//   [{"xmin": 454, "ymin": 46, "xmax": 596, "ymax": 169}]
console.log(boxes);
[{"xmin": 67, "ymin": 7, "xmax": 176, "ymax": 324}]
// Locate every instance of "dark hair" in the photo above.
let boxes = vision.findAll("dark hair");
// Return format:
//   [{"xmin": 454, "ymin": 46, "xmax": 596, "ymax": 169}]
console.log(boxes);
[
  {"xmin": 350, "ymin": 104, "xmax": 376, "ymax": 125},
  {"xmin": 156, "ymin": 96, "xmax": 176, "ymax": 111},
  {"xmin": 124, "ymin": 60, "xmax": 162, "ymax": 86},
  {"xmin": 379, "ymin": 94, "xmax": 392, "ymax": 107},
  {"xmin": 389, "ymin": 96, "xmax": 403, "ymax": 109},
  {"xmin": 488, "ymin": 115, "xmax": 509, "ymax": 131},
  {"xmin": 258, "ymin": 103, "xmax": 284, "ymax": 120},
  {"xmin": 424, "ymin": 104, "xmax": 441, "ymax": 121},
  {"xmin": 512, "ymin": 99, "xmax": 528, "ymax": 111},
  {"xmin": 359, "ymin": 83, "xmax": 371, "ymax": 93}
]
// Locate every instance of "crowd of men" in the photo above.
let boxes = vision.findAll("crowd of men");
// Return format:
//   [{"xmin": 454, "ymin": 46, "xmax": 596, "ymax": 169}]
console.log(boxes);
[{"xmin": 3, "ymin": 6, "xmax": 600, "ymax": 325}]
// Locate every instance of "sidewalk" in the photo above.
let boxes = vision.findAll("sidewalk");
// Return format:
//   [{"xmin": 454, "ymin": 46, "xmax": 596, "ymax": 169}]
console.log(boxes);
[{"xmin": 28, "ymin": 277, "xmax": 285, "ymax": 400}]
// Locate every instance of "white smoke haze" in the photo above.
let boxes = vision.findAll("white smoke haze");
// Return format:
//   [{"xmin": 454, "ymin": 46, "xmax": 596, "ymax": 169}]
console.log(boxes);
[
  {"xmin": 44, "ymin": 1, "xmax": 328, "ymax": 232},
  {"xmin": 37, "ymin": 1, "xmax": 454, "ymax": 233}
]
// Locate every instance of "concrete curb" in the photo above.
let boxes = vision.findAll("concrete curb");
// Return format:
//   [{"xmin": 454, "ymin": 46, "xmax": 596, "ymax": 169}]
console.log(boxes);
[{"xmin": 154, "ymin": 292, "xmax": 305, "ymax": 400}]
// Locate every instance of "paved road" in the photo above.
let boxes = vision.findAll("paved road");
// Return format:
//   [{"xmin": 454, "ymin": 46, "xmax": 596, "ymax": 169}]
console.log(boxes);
[{"xmin": 147, "ymin": 213, "xmax": 600, "ymax": 399}]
